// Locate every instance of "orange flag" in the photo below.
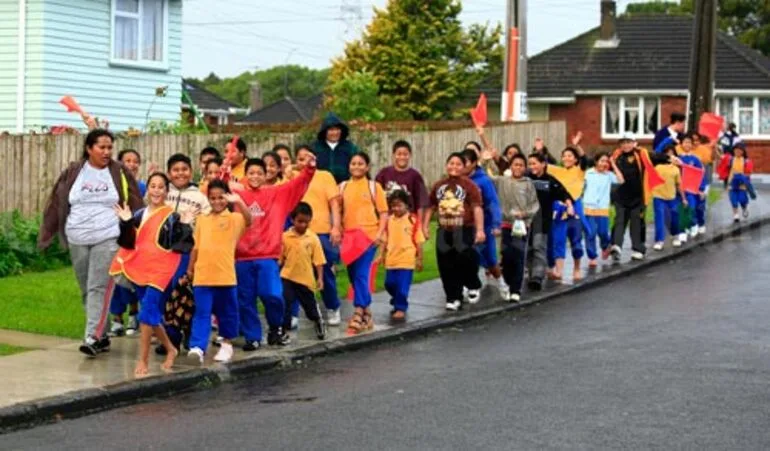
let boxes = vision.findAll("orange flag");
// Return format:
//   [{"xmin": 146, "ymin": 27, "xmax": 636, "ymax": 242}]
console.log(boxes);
[
  {"xmin": 698, "ymin": 112, "xmax": 724, "ymax": 141},
  {"xmin": 681, "ymin": 164, "xmax": 705, "ymax": 194},
  {"xmin": 640, "ymin": 151, "xmax": 665, "ymax": 189},
  {"xmin": 59, "ymin": 96, "xmax": 84, "ymax": 115},
  {"xmin": 470, "ymin": 93, "xmax": 487, "ymax": 127}
]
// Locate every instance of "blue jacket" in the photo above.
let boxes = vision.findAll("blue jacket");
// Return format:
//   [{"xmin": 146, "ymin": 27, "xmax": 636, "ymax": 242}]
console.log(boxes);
[
  {"xmin": 653, "ymin": 126, "xmax": 682, "ymax": 152},
  {"xmin": 470, "ymin": 166, "xmax": 502, "ymax": 231},
  {"xmin": 680, "ymin": 154, "xmax": 708, "ymax": 192}
]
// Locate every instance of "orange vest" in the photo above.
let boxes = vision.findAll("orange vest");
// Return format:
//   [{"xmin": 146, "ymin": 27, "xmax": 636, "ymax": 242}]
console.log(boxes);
[{"xmin": 109, "ymin": 205, "xmax": 182, "ymax": 290}]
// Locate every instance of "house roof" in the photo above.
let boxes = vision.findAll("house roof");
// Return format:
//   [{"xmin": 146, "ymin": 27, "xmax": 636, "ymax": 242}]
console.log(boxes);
[
  {"xmin": 527, "ymin": 14, "xmax": 770, "ymax": 100},
  {"xmin": 182, "ymin": 79, "xmax": 244, "ymax": 113},
  {"xmin": 237, "ymin": 94, "xmax": 323, "ymax": 124}
]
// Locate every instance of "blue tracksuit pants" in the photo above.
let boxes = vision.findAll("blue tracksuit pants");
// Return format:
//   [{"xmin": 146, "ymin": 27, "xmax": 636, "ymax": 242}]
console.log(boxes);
[
  {"xmin": 385, "ymin": 269, "xmax": 413, "ymax": 312},
  {"xmin": 110, "ymin": 285, "xmax": 138, "ymax": 316},
  {"xmin": 475, "ymin": 229, "xmax": 499, "ymax": 269},
  {"xmin": 236, "ymin": 259, "xmax": 284, "ymax": 343},
  {"xmin": 653, "ymin": 198, "xmax": 680, "ymax": 242},
  {"xmin": 685, "ymin": 193, "xmax": 706, "ymax": 228},
  {"xmin": 552, "ymin": 200, "xmax": 585, "ymax": 260},
  {"xmin": 347, "ymin": 245, "xmax": 377, "ymax": 309},
  {"xmin": 190, "ymin": 286, "xmax": 238, "ymax": 353},
  {"xmin": 584, "ymin": 215, "xmax": 611, "ymax": 260},
  {"xmin": 729, "ymin": 189, "xmax": 749, "ymax": 209}
]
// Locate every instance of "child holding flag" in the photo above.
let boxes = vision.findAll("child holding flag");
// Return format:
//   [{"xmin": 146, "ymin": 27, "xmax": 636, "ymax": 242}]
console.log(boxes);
[
  {"xmin": 679, "ymin": 134, "xmax": 709, "ymax": 238},
  {"xmin": 383, "ymin": 189, "xmax": 425, "ymax": 320},
  {"xmin": 339, "ymin": 153, "xmax": 389, "ymax": 334},
  {"xmin": 721, "ymin": 143, "xmax": 756, "ymax": 222},
  {"xmin": 110, "ymin": 173, "xmax": 195, "ymax": 376},
  {"xmin": 652, "ymin": 145, "xmax": 687, "ymax": 251}
]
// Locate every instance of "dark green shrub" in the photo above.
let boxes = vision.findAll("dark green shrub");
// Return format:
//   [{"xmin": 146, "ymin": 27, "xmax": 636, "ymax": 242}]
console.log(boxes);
[{"xmin": 0, "ymin": 212, "xmax": 70, "ymax": 278}]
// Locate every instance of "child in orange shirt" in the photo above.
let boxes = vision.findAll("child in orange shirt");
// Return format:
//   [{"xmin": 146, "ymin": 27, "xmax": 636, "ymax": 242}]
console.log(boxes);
[
  {"xmin": 383, "ymin": 190, "xmax": 425, "ymax": 321},
  {"xmin": 340, "ymin": 153, "xmax": 388, "ymax": 334},
  {"xmin": 186, "ymin": 180, "xmax": 251, "ymax": 364},
  {"xmin": 280, "ymin": 202, "xmax": 327, "ymax": 340}
]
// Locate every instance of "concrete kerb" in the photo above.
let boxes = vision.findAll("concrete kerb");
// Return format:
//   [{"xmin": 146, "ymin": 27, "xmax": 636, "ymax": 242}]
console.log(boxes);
[{"xmin": 1, "ymin": 215, "xmax": 767, "ymax": 434}]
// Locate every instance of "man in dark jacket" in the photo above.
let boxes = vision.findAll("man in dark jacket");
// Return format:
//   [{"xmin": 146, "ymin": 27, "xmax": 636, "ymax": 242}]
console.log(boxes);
[{"xmin": 311, "ymin": 112, "xmax": 360, "ymax": 183}]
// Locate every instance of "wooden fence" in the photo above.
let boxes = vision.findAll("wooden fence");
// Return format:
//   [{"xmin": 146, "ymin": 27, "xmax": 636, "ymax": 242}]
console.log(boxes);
[{"xmin": 0, "ymin": 121, "xmax": 566, "ymax": 216}]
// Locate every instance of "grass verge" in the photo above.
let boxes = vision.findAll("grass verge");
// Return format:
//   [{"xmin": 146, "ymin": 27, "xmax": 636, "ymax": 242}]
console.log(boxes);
[{"xmin": 0, "ymin": 344, "xmax": 30, "ymax": 356}]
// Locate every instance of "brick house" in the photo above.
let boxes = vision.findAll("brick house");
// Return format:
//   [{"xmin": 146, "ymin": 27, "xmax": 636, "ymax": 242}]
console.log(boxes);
[{"xmin": 526, "ymin": 7, "xmax": 770, "ymax": 173}]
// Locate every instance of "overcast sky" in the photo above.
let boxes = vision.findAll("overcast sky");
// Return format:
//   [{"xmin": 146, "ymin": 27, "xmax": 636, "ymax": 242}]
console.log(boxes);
[{"xmin": 182, "ymin": 0, "xmax": 640, "ymax": 78}]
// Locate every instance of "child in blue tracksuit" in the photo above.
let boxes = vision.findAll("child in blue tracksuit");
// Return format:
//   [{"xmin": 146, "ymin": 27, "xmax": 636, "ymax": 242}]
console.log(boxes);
[
  {"xmin": 679, "ymin": 134, "xmax": 709, "ymax": 238},
  {"xmin": 726, "ymin": 143, "xmax": 756, "ymax": 222},
  {"xmin": 462, "ymin": 148, "xmax": 504, "ymax": 299},
  {"xmin": 582, "ymin": 152, "xmax": 624, "ymax": 267},
  {"xmin": 652, "ymin": 145, "xmax": 687, "ymax": 250}
]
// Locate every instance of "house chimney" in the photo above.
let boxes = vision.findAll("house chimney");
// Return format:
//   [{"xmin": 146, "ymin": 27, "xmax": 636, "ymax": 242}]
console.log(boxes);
[
  {"xmin": 595, "ymin": 0, "xmax": 619, "ymax": 48},
  {"xmin": 249, "ymin": 81, "xmax": 263, "ymax": 111}
]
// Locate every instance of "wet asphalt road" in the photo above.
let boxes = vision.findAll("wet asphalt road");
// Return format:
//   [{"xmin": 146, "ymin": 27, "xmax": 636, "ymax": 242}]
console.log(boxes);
[{"xmin": 5, "ymin": 229, "xmax": 770, "ymax": 450}]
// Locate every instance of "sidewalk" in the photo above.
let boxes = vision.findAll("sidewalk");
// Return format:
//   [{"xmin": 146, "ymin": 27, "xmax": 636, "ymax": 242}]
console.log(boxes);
[{"xmin": 1, "ymin": 190, "xmax": 768, "ymax": 432}]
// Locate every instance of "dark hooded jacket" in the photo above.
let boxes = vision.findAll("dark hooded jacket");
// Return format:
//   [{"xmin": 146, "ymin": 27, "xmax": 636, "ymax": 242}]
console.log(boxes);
[{"xmin": 311, "ymin": 113, "xmax": 360, "ymax": 183}]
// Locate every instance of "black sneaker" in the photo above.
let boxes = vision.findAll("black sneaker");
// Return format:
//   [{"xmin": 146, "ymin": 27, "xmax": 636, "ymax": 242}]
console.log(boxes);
[
  {"xmin": 267, "ymin": 328, "xmax": 291, "ymax": 346},
  {"xmin": 95, "ymin": 337, "xmax": 111, "ymax": 353},
  {"xmin": 243, "ymin": 341, "xmax": 261, "ymax": 352},
  {"xmin": 78, "ymin": 337, "xmax": 98, "ymax": 357},
  {"xmin": 314, "ymin": 319, "xmax": 327, "ymax": 340}
]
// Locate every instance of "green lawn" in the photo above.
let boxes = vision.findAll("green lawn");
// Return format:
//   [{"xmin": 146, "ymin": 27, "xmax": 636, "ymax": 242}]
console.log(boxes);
[
  {"xmin": 0, "ymin": 343, "xmax": 31, "ymax": 356},
  {"xmin": 0, "ymin": 223, "xmax": 442, "ymax": 339}
]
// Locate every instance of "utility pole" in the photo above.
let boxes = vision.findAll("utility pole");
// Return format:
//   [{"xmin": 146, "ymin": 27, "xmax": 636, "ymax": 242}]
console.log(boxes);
[
  {"xmin": 501, "ymin": 0, "xmax": 527, "ymax": 122},
  {"xmin": 687, "ymin": 0, "xmax": 718, "ymax": 131}
]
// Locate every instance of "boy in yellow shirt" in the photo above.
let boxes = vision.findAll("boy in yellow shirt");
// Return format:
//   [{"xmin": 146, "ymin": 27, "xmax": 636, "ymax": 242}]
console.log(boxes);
[
  {"xmin": 383, "ymin": 190, "xmax": 426, "ymax": 321},
  {"xmin": 652, "ymin": 145, "xmax": 687, "ymax": 251},
  {"xmin": 280, "ymin": 202, "xmax": 328, "ymax": 340},
  {"xmin": 186, "ymin": 180, "xmax": 251, "ymax": 364}
]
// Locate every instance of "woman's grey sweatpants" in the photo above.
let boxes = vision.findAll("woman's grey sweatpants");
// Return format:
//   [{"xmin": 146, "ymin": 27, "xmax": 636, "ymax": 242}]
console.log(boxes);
[{"xmin": 69, "ymin": 239, "xmax": 118, "ymax": 340}]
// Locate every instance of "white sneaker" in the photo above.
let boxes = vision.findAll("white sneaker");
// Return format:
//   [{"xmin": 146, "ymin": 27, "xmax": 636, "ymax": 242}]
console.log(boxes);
[
  {"xmin": 733, "ymin": 213, "xmax": 741, "ymax": 223},
  {"xmin": 109, "ymin": 321, "xmax": 125, "ymax": 337},
  {"xmin": 672, "ymin": 239, "xmax": 682, "ymax": 248},
  {"xmin": 467, "ymin": 289, "xmax": 481, "ymax": 304},
  {"xmin": 290, "ymin": 316, "xmax": 300, "ymax": 330},
  {"xmin": 631, "ymin": 251, "xmax": 645, "ymax": 261},
  {"xmin": 653, "ymin": 242, "xmax": 664, "ymax": 252},
  {"xmin": 498, "ymin": 282, "xmax": 510, "ymax": 301},
  {"xmin": 213, "ymin": 343, "xmax": 233, "ymax": 363},
  {"xmin": 187, "ymin": 347, "xmax": 204, "ymax": 364},
  {"xmin": 445, "ymin": 300, "xmax": 462, "ymax": 311},
  {"xmin": 743, "ymin": 208, "xmax": 750, "ymax": 218},
  {"xmin": 678, "ymin": 232, "xmax": 689, "ymax": 243},
  {"xmin": 125, "ymin": 315, "xmax": 138, "ymax": 336},
  {"xmin": 327, "ymin": 309, "xmax": 341, "ymax": 326},
  {"xmin": 507, "ymin": 293, "xmax": 521, "ymax": 303},
  {"xmin": 698, "ymin": 226, "xmax": 706, "ymax": 236},
  {"xmin": 462, "ymin": 287, "xmax": 469, "ymax": 298},
  {"xmin": 610, "ymin": 245, "xmax": 622, "ymax": 261},
  {"xmin": 689, "ymin": 227, "xmax": 698, "ymax": 238}
]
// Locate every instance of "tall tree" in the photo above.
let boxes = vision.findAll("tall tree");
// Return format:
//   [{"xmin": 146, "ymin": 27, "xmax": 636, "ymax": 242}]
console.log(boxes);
[
  {"xmin": 624, "ymin": 0, "xmax": 770, "ymax": 55},
  {"xmin": 188, "ymin": 65, "xmax": 330, "ymax": 108},
  {"xmin": 330, "ymin": 0, "xmax": 503, "ymax": 120}
]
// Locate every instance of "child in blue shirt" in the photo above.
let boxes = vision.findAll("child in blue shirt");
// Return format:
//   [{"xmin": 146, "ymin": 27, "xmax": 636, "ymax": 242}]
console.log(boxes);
[
  {"xmin": 679, "ymin": 134, "xmax": 709, "ymax": 238},
  {"xmin": 582, "ymin": 152, "xmax": 624, "ymax": 267}
]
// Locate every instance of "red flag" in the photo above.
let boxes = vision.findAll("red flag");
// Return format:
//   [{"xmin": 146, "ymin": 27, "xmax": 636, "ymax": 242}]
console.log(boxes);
[
  {"xmin": 698, "ymin": 112, "xmax": 724, "ymax": 141},
  {"xmin": 470, "ymin": 93, "xmax": 487, "ymax": 127},
  {"xmin": 640, "ymin": 151, "xmax": 665, "ymax": 189},
  {"xmin": 681, "ymin": 164, "xmax": 705, "ymax": 194},
  {"xmin": 59, "ymin": 96, "xmax": 84, "ymax": 115},
  {"xmin": 340, "ymin": 229, "xmax": 374, "ymax": 266}
]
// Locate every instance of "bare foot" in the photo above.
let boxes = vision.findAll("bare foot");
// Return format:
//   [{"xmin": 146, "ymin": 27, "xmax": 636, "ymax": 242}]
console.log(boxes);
[
  {"xmin": 134, "ymin": 361, "xmax": 149, "ymax": 377},
  {"xmin": 547, "ymin": 270, "xmax": 562, "ymax": 280},
  {"xmin": 588, "ymin": 259, "xmax": 598, "ymax": 268},
  {"xmin": 573, "ymin": 269, "xmax": 583, "ymax": 281},
  {"xmin": 161, "ymin": 347, "xmax": 178, "ymax": 372}
]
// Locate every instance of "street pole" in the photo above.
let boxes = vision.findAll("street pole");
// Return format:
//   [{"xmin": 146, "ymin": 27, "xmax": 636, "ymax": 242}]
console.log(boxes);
[
  {"xmin": 501, "ymin": 0, "xmax": 527, "ymax": 122},
  {"xmin": 687, "ymin": 0, "xmax": 717, "ymax": 131}
]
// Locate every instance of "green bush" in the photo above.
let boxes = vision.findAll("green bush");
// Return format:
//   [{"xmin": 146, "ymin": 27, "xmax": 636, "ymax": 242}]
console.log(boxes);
[{"xmin": 0, "ymin": 212, "xmax": 70, "ymax": 278}]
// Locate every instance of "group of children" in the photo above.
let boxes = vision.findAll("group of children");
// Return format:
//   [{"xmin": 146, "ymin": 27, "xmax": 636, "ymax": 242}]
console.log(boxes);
[{"xmin": 103, "ymin": 118, "xmax": 756, "ymax": 375}]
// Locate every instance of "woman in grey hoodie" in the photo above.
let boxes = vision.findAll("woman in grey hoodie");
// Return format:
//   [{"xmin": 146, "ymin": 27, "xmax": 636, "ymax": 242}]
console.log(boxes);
[{"xmin": 489, "ymin": 153, "xmax": 540, "ymax": 302}]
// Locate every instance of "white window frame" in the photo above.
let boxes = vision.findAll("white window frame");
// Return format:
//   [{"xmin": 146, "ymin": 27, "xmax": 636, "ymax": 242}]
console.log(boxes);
[
  {"xmin": 716, "ymin": 96, "xmax": 770, "ymax": 139},
  {"xmin": 601, "ymin": 96, "xmax": 661, "ymax": 140},
  {"xmin": 110, "ymin": 0, "xmax": 170, "ymax": 71}
]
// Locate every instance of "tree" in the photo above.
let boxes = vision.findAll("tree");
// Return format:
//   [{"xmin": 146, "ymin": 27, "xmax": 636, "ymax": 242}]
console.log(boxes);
[
  {"xmin": 188, "ymin": 65, "xmax": 330, "ymax": 108},
  {"xmin": 330, "ymin": 0, "xmax": 504, "ymax": 120},
  {"xmin": 624, "ymin": 0, "xmax": 770, "ymax": 55},
  {"xmin": 325, "ymin": 71, "xmax": 386, "ymax": 122}
]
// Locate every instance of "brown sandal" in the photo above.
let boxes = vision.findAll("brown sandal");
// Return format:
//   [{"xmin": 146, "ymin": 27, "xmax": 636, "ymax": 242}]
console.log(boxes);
[
  {"xmin": 347, "ymin": 308, "xmax": 366, "ymax": 334},
  {"xmin": 362, "ymin": 308, "xmax": 374, "ymax": 330}
]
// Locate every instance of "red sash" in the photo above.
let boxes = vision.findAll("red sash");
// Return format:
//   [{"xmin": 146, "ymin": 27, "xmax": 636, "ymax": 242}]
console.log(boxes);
[{"xmin": 109, "ymin": 206, "xmax": 182, "ymax": 290}]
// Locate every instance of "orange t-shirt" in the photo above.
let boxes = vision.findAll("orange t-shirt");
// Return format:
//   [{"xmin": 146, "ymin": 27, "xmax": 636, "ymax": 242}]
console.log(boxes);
[
  {"xmin": 385, "ymin": 214, "xmax": 426, "ymax": 270},
  {"xmin": 192, "ymin": 210, "xmax": 246, "ymax": 286},
  {"xmin": 280, "ymin": 228, "xmax": 327, "ymax": 289},
  {"xmin": 302, "ymin": 170, "xmax": 339, "ymax": 235},
  {"xmin": 693, "ymin": 144, "xmax": 715, "ymax": 165},
  {"xmin": 341, "ymin": 178, "xmax": 388, "ymax": 241}
]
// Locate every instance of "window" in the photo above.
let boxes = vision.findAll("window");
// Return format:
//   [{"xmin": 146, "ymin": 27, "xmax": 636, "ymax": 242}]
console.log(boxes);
[
  {"xmin": 717, "ymin": 96, "xmax": 770, "ymax": 138},
  {"xmin": 111, "ymin": 0, "xmax": 168, "ymax": 69},
  {"xmin": 602, "ymin": 96, "xmax": 660, "ymax": 138}
]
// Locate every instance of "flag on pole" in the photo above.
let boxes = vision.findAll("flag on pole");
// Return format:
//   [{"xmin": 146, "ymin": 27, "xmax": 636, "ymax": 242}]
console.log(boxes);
[
  {"xmin": 698, "ymin": 112, "xmax": 724, "ymax": 141},
  {"xmin": 681, "ymin": 164, "xmax": 705, "ymax": 194},
  {"xmin": 59, "ymin": 96, "xmax": 84, "ymax": 115},
  {"xmin": 470, "ymin": 93, "xmax": 488, "ymax": 127}
]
